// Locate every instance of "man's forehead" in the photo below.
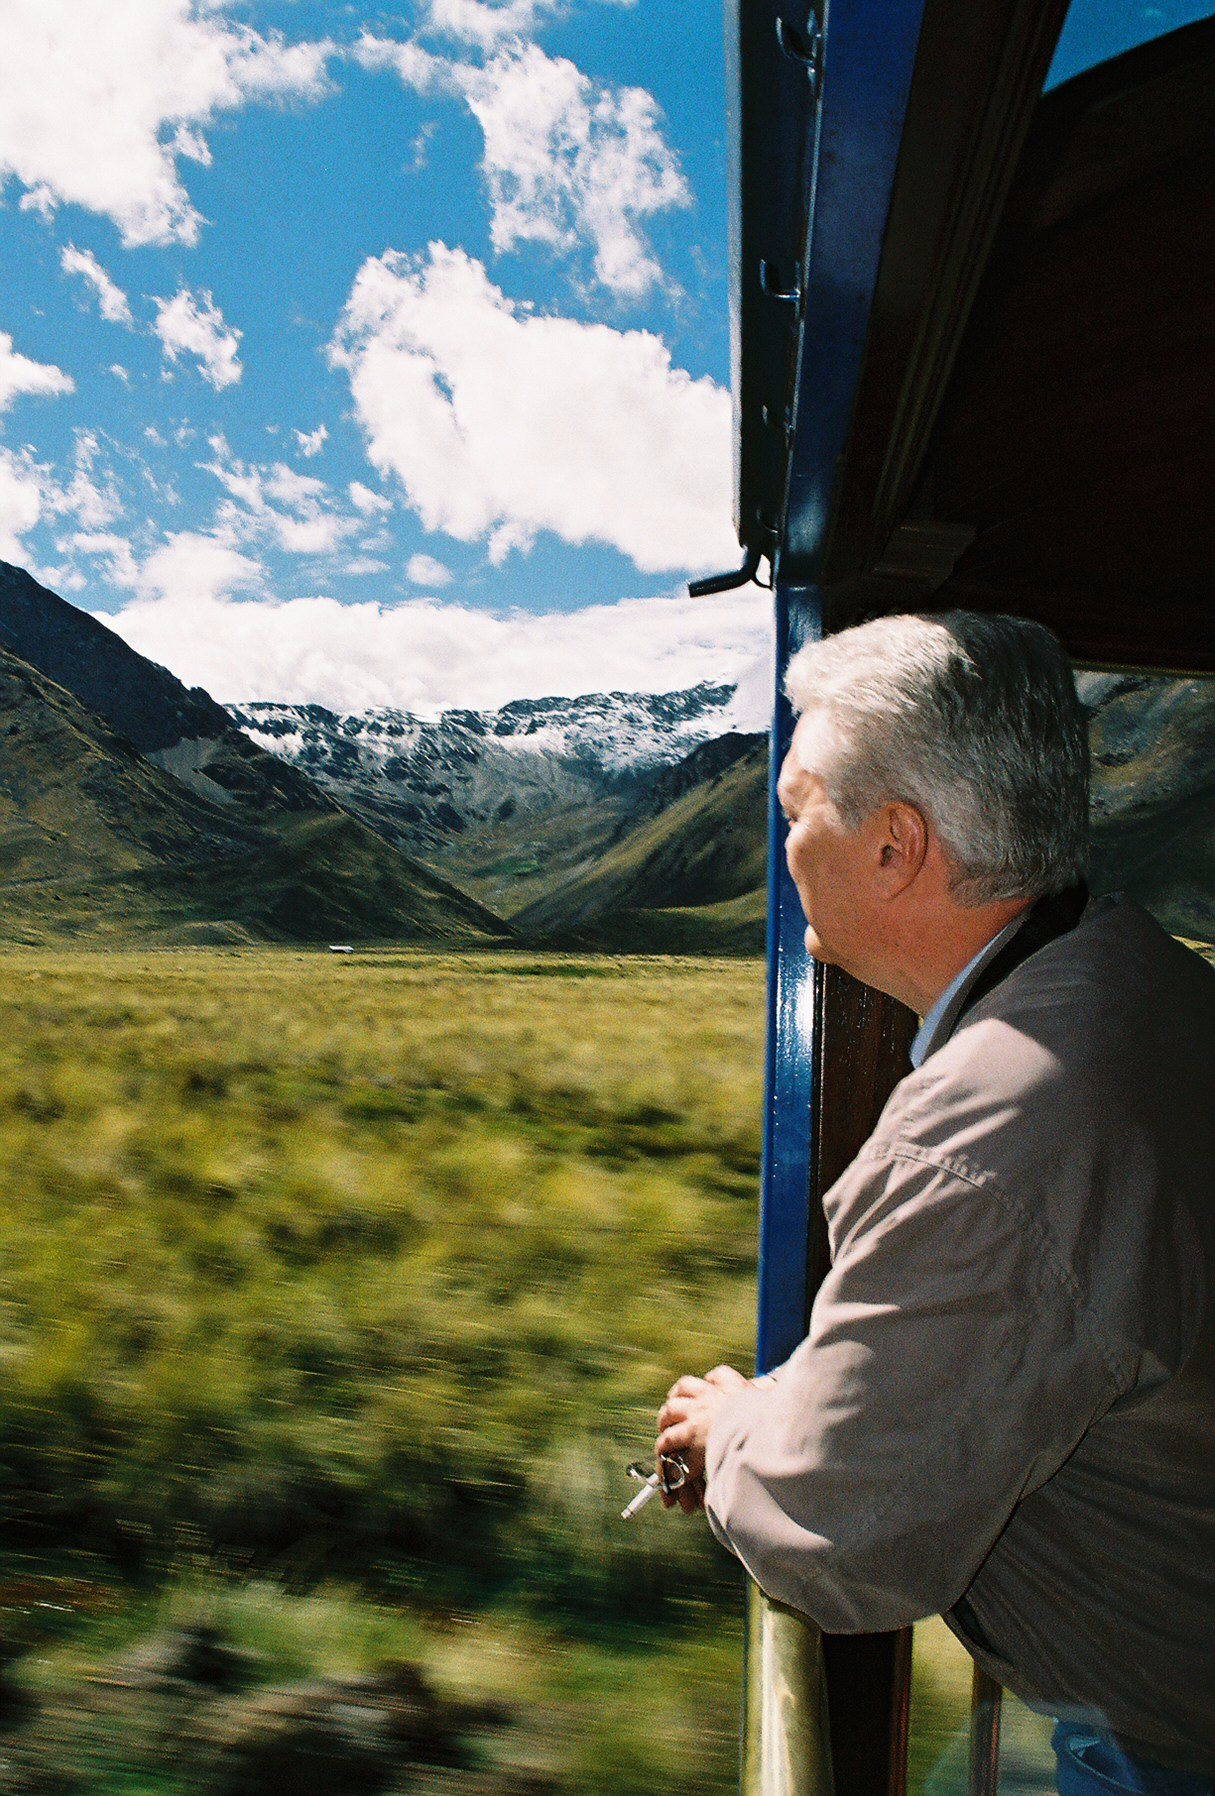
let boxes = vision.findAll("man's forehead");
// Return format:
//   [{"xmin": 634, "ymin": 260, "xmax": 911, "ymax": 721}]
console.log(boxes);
[
  {"xmin": 779, "ymin": 720, "xmax": 829, "ymax": 803},
  {"xmin": 784, "ymin": 713, "xmax": 829, "ymax": 779}
]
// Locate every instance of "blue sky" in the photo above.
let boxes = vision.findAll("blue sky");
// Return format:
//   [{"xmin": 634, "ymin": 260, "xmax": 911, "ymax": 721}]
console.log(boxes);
[{"xmin": 0, "ymin": 0, "xmax": 1203, "ymax": 713}]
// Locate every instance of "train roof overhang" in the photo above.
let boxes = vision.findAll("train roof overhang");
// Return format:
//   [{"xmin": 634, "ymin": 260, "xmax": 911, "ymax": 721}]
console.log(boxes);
[{"xmin": 730, "ymin": 0, "xmax": 1215, "ymax": 671}]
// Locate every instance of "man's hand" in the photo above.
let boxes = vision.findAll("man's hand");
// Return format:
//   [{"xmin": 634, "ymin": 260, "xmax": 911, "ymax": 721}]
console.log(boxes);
[{"xmin": 655, "ymin": 1364, "xmax": 750, "ymax": 1512}]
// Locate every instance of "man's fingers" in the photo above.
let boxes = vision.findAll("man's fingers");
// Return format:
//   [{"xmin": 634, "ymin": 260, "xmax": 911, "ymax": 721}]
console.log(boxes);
[
  {"xmin": 661, "ymin": 1474, "xmax": 706, "ymax": 1514},
  {"xmin": 703, "ymin": 1364, "xmax": 748, "ymax": 1392},
  {"xmin": 656, "ymin": 1396, "xmax": 692, "ymax": 1433},
  {"xmin": 664, "ymin": 1374, "xmax": 709, "ymax": 1404},
  {"xmin": 681, "ymin": 1475, "xmax": 706, "ymax": 1513}
]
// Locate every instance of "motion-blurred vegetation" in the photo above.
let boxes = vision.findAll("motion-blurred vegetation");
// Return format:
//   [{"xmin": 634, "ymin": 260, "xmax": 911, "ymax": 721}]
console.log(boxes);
[{"xmin": 0, "ymin": 947, "xmax": 763, "ymax": 1793}]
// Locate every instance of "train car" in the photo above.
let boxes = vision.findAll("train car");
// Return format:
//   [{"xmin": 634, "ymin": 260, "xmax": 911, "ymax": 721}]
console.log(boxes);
[{"xmin": 697, "ymin": 1, "xmax": 1215, "ymax": 1789}]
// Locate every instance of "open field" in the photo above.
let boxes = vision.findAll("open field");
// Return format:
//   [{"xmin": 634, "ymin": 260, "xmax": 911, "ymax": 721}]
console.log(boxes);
[{"xmin": 0, "ymin": 946, "xmax": 765, "ymax": 1793}]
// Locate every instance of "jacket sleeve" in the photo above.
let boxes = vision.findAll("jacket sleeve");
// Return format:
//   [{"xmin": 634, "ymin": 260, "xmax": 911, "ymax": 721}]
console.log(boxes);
[{"xmin": 703, "ymin": 1144, "xmax": 1125, "ymax": 1632}]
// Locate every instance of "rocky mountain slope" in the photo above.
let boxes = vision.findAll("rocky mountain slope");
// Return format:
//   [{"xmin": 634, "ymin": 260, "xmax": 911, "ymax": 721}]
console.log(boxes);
[
  {"xmin": 228, "ymin": 685, "xmax": 752, "ymax": 919},
  {"xmin": 0, "ymin": 562, "xmax": 322, "ymax": 817},
  {"xmin": 0, "ymin": 567, "xmax": 507, "ymax": 946},
  {"xmin": 1085, "ymin": 672, "xmax": 1214, "ymax": 944}
]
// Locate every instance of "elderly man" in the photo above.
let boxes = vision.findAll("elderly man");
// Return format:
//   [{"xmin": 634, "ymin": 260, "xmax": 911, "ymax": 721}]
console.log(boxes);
[{"xmin": 655, "ymin": 613, "xmax": 1215, "ymax": 1794}]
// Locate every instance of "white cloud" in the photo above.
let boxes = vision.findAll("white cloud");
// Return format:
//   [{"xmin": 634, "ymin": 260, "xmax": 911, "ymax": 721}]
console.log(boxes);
[
  {"xmin": 423, "ymin": 0, "xmax": 560, "ymax": 49},
  {"xmin": 60, "ymin": 244, "xmax": 133, "ymax": 325},
  {"xmin": 359, "ymin": 35, "xmax": 686, "ymax": 297},
  {"xmin": 0, "ymin": 447, "xmax": 46, "ymax": 560},
  {"xmin": 110, "ymin": 364, "xmax": 131, "ymax": 384},
  {"xmin": 275, "ymin": 513, "xmax": 345, "ymax": 555},
  {"xmin": 48, "ymin": 432, "xmax": 122, "ymax": 530},
  {"xmin": 69, "ymin": 530, "xmax": 142, "ymax": 589},
  {"xmin": 0, "ymin": 0, "xmax": 331, "ymax": 247},
  {"xmin": 0, "ymin": 330, "xmax": 74, "ymax": 414},
  {"xmin": 0, "ymin": 433, "xmax": 123, "ymax": 566},
  {"xmin": 97, "ymin": 585, "xmax": 772, "ymax": 714},
  {"xmin": 265, "ymin": 464, "xmax": 325, "ymax": 508},
  {"xmin": 349, "ymin": 481, "xmax": 392, "ymax": 516},
  {"xmin": 329, "ymin": 244, "xmax": 735, "ymax": 574},
  {"xmin": 153, "ymin": 289, "xmax": 242, "ymax": 389},
  {"xmin": 203, "ymin": 442, "xmax": 357, "ymax": 558},
  {"xmin": 463, "ymin": 43, "xmax": 688, "ymax": 296},
  {"xmin": 293, "ymin": 424, "xmax": 328, "ymax": 458},
  {"xmin": 406, "ymin": 552, "xmax": 453, "ymax": 587},
  {"xmin": 137, "ymin": 530, "xmax": 264, "ymax": 605},
  {"xmin": 418, "ymin": 0, "xmax": 635, "ymax": 49},
  {"xmin": 353, "ymin": 34, "xmax": 448, "ymax": 93}
]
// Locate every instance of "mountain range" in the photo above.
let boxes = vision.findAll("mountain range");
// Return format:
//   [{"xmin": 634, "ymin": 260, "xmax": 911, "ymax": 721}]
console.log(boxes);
[
  {"xmin": 226, "ymin": 688, "xmax": 761, "ymax": 927},
  {"xmin": 0, "ymin": 558, "xmax": 1210, "ymax": 952},
  {"xmin": 0, "ymin": 563, "xmax": 505, "ymax": 947}
]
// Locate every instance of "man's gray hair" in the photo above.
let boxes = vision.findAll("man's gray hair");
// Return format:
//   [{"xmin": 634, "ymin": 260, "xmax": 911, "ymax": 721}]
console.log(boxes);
[{"xmin": 783, "ymin": 611, "xmax": 1089, "ymax": 904}]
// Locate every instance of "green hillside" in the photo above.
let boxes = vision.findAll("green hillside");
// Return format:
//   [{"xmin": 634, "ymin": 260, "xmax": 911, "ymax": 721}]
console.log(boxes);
[
  {"xmin": 512, "ymin": 741, "xmax": 767, "ymax": 950},
  {"xmin": 0, "ymin": 648, "xmax": 507, "ymax": 947}
]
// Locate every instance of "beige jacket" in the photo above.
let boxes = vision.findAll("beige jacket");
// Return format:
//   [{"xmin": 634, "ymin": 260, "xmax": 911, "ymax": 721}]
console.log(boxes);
[{"xmin": 705, "ymin": 897, "xmax": 1215, "ymax": 1771}]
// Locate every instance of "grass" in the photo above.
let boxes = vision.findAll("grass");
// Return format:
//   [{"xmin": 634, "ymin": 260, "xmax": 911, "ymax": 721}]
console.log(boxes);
[{"xmin": 0, "ymin": 946, "xmax": 764, "ymax": 1792}]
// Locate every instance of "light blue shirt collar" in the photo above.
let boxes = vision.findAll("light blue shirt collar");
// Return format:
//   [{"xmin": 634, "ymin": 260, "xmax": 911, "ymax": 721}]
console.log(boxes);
[{"xmin": 909, "ymin": 914, "xmax": 1027, "ymax": 1068}]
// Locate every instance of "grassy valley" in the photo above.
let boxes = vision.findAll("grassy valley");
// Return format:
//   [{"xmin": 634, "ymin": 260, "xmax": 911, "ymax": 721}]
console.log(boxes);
[{"xmin": 0, "ymin": 946, "xmax": 763, "ymax": 1794}]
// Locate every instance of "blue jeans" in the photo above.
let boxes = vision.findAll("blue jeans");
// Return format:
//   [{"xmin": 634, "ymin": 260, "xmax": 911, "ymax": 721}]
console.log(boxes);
[{"xmin": 1054, "ymin": 1723, "xmax": 1215, "ymax": 1796}]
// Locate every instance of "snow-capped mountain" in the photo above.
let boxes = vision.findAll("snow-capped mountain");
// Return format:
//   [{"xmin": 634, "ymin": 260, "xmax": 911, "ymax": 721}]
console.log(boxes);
[{"xmin": 226, "ymin": 682, "xmax": 749, "ymax": 855}]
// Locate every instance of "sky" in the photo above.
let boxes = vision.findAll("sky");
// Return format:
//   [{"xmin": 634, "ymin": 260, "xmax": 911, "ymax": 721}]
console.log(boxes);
[{"xmin": 0, "ymin": 0, "xmax": 1204, "ymax": 716}]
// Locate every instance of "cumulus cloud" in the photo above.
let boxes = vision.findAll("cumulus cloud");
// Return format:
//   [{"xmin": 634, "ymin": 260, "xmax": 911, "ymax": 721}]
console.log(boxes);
[
  {"xmin": 48, "ymin": 432, "xmax": 122, "ymax": 531},
  {"xmin": 354, "ymin": 34, "xmax": 448, "ymax": 93},
  {"xmin": 202, "ymin": 440, "xmax": 359, "ymax": 559},
  {"xmin": 293, "ymin": 424, "xmax": 328, "ymax": 457},
  {"xmin": 275, "ymin": 514, "xmax": 346, "ymax": 555},
  {"xmin": 98, "ymin": 584, "xmax": 772, "ymax": 715},
  {"xmin": 406, "ymin": 552, "xmax": 453, "ymax": 586},
  {"xmin": 423, "ymin": 0, "xmax": 561, "ymax": 49},
  {"xmin": 60, "ymin": 245, "xmax": 133, "ymax": 325},
  {"xmin": 0, "ymin": 0, "xmax": 331, "ymax": 247},
  {"xmin": 329, "ymin": 244, "xmax": 734, "ymax": 573},
  {"xmin": 0, "ymin": 330, "xmax": 74, "ymax": 414},
  {"xmin": 358, "ymin": 35, "xmax": 686, "ymax": 297},
  {"xmin": 464, "ymin": 43, "xmax": 688, "ymax": 296},
  {"xmin": 69, "ymin": 530, "xmax": 142, "ymax": 590},
  {"xmin": 349, "ymin": 481, "xmax": 392, "ymax": 516},
  {"xmin": 417, "ymin": 0, "xmax": 636, "ymax": 49},
  {"xmin": 153, "ymin": 289, "xmax": 242, "ymax": 388},
  {"xmin": 0, "ymin": 432, "xmax": 126, "ymax": 566},
  {"xmin": 137, "ymin": 531, "xmax": 264, "ymax": 605}
]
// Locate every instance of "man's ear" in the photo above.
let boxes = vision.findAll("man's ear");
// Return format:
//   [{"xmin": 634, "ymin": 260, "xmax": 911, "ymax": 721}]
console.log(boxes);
[{"xmin": 874, "ymin": 801, "xmax": 929, "ymax": 895}]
